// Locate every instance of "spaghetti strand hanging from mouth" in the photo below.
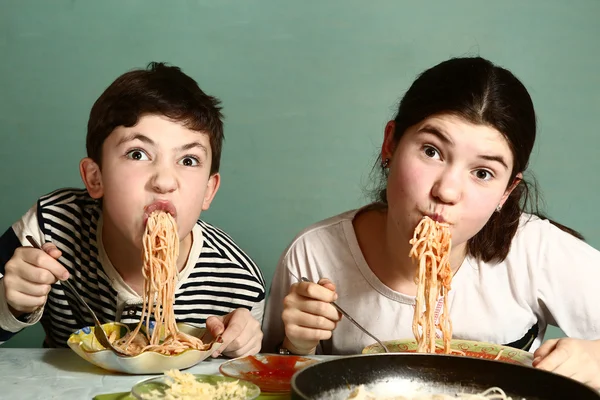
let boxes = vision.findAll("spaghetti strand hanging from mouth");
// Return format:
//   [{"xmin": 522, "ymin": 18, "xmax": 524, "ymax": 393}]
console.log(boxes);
[{"xmin": 409, "ymin": 216, "xmax": 453, "ymax": 354}]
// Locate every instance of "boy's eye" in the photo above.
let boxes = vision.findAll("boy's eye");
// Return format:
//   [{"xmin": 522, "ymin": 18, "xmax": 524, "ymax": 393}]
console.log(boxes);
[
  {"xmin": 179, "ymin": 156, "xmax": 200, "ymax": 167},
  {"xmin": 126, "ymin": 150, "xmax": 149, "ymax": 161}
]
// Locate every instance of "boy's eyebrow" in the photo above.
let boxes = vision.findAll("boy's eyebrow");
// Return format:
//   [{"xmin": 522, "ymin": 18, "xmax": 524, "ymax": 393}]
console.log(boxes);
[
  {"xmin": 117, "ymin": 134, "xmax": 208, "ymax": 155},
  {"xmin": 117, "ymin": 133, "xmax": 154, "ymax": 146},
  {"xmin": 178, "ymin": 142, "xmax": 208, "ymax": 155}
]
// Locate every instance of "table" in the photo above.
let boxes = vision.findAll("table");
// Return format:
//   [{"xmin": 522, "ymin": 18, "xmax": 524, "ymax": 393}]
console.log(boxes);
[{"xmin": 0, "ymin": 348, "xmax": 334, "ymax": 399}]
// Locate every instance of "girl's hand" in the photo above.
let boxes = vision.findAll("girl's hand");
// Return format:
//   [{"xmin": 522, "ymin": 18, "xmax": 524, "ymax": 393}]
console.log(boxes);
[
  {"xmin": 280, "ymin": 278, "xmax": 342, "ymax": 354},
  {"xmin": 533, "ymin": 338, "xmax": 600, "ymax": 389}
]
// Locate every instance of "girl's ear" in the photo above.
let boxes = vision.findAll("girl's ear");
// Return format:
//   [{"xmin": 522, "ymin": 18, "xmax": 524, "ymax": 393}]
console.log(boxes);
[
  {"xmin": 381, "ymin": 120, "xmax": 397, "ymax": 163},
  {"xmin": 499, "ymin": 172, "xmax": 523, "ymax": 207}
]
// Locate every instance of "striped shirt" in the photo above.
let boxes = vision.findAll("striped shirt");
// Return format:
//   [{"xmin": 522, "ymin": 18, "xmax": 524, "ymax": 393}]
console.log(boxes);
[{"xmin": 0, "ymin": 188, "xmax": 266, "ymax": 347}]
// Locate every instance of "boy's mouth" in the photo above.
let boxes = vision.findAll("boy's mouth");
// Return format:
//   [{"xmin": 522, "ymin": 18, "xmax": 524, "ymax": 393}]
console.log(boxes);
[{"xmin": 143, "ymin": 200, "xmax": 177, "ymax": 224}]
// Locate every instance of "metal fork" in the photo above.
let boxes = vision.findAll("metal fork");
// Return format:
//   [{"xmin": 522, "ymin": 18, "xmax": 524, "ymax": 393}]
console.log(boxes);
[
  {"xmin": 296, "ymin": 275, "xmax": 390, "ymax": 353},
  {"xmin": 25, "ymin": 236, "xmax": 130, "ymax": 357}
]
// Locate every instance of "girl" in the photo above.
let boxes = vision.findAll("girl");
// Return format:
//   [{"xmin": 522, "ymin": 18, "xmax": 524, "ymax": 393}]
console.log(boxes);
[{"xmin": 262, "ymin": 56, "xmax": 600, "ymax": 388}]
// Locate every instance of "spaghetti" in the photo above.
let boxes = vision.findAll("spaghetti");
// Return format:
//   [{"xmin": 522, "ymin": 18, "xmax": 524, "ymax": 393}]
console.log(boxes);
[
  {"xmin": 141, "ymin": 369, "xmax": 248, "ymax": 400},
  {"xmin": 113, "ymin": 211, "xmax": 210, "ymax": 356},
  {"xmin": 346, "ymin": 385, "xmax": 516, "ymax": 399},
  {"xmin": 409, "ymin": 216, "xmax": 453, "ymax": 354}
]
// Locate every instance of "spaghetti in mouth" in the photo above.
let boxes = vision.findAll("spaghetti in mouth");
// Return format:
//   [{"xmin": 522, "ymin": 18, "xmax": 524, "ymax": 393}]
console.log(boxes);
[{"xmin": 143, "ymin": 200, "xmax": 177, "ymax": 223}]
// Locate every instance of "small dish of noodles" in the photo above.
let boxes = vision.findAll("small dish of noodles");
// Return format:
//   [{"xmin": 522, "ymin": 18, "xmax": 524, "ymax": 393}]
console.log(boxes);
[{"xmin": 131, "ymin": 369, "xmax": 261, "ymax": 400}]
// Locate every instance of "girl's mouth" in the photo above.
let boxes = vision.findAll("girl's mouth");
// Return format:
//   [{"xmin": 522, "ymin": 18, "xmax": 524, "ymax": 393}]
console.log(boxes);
[{"xmin": 426, "ymin": 213, "xmax": 447, "ymax": 224}]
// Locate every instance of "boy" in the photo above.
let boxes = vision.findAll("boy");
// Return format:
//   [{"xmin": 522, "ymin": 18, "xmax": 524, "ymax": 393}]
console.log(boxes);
[{"xmin": 0, "ymin": 62, "xmax": 265, "ymax": 358}]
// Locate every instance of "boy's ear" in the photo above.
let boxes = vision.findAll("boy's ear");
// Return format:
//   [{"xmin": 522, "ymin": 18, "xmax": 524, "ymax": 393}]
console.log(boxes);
[
  {"xmin": 80, "ymin": 158, "xmax": 103, "ymax": 199},
  {"xmin": 201, "ymin": 173, "xmax": 221, "ymax": 211}
]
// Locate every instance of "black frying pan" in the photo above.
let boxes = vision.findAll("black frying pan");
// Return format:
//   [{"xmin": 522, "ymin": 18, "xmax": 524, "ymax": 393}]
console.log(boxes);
[{"xmin": 291, "ymin": 353, "xmax": 600, "ymax": 399}]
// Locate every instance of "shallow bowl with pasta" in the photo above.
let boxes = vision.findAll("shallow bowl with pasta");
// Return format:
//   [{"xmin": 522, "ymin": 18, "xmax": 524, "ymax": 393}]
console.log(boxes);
[
  {"xmin": 67, "ymin": 322, "xmax": 222, "ymax": 374},
  {"xmin": 131, "ymin": 373, "xmax": 261, "ymax": 400},
  {"xmin": 362, "ymin": 338, "xmax": 533, "ymax": 366}
]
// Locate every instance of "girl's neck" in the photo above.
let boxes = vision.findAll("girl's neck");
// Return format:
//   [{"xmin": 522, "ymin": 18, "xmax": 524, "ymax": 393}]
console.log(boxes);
[{"xmin": 353, "ymin": 207, "xmax": 466, "ymax": 296}]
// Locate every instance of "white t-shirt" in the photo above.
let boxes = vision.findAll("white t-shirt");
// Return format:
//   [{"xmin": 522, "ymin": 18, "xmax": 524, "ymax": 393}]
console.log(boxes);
[{"xmin": 262, "ymin": 209, "xmax": 600, "ymax": 355}]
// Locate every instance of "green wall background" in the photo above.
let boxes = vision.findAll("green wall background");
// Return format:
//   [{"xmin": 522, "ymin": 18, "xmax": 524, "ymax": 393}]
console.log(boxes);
[{"xmin": 1, "ymin": 0, "xmax": 599, "ymax": 347}]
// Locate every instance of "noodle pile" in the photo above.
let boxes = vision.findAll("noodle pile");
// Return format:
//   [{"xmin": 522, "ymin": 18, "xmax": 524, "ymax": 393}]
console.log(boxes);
[
  {"xmin": 346, "ymin": 385, "xmax": 516, "ymax": 400},
  {"xmin": 113, "ymin": 211, "xmax": 210, "ymax": 356},
  {"xmin": 140, "ymin": 369, "xmax": 248, "ymax": 400},
  {"xmin": 409, "ymin": 216, "xmax": 453, "ymax": 354}
]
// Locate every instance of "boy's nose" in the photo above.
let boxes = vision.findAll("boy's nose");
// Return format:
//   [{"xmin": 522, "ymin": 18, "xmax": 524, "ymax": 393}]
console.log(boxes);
[{"xmin": 150, "ymin": 168, "xmax": 177, "ymax": 194}]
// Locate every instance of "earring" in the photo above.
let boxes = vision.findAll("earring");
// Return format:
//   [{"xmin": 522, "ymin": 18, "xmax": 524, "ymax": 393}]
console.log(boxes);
[
  {"xmin": 382, "ymin": 158, "xmax": 390, "ymax": 169},
  {"xmin": 495, "ymin": 205, "xmax": 502, "ymax": 213}
]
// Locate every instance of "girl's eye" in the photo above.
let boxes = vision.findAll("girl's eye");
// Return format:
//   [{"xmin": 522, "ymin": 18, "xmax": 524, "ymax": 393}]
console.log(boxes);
[
  {"xmin": 125, "ymin": 149, "xmax": 149, "ymax": 161},
  {"xmin": 474, "ymin": 169, "xmax": 493, "ymax": 181},
  {"xmin": 178, "ymin": 156, "xmax": 200, "ymax": 167},
  {"xmin": 423, "ymin": 145, "xmax": 441, "ymax": 159}
]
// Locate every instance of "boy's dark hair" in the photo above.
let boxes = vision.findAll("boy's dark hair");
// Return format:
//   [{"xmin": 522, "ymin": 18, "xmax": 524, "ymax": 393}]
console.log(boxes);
[{"xmin": 86, "ymin": 62, "xmax": 224, "ymax": 174}]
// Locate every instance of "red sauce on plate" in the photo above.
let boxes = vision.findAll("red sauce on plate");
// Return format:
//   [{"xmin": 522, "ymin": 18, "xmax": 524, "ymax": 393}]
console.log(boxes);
[
  {"xmin": 243, "ymin": 354, "xmax": 301, "ymax": 379},
  {"xmin": 239, "ymin": 355, "xmax": 311, "ymax": 392}
]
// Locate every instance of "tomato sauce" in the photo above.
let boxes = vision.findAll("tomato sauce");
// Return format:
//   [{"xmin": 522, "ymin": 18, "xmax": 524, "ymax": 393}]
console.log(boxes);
[{"xmin": 240, "ymin": 355, "xmax": 306, "ymax": 392}]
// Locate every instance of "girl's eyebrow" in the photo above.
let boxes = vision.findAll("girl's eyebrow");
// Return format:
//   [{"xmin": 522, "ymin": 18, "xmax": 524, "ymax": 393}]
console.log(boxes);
[
  {"xmin": 418, "ymin": 124, "xmax": 454, "ymax": 146},
  {"xmin": 478, "ymin": 154, "xmax": 509, "ymax": 170},
  {"xmin": 419, "ymin": 124, "xmax": 509, "ymax": 170}
]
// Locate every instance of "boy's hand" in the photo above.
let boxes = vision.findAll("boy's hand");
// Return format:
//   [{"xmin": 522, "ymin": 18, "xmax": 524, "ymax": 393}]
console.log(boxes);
[
  {"xmin": 2, "ymin": 243, "xmax": 69, "ymax": 315},
  {"xmin": 206, "ymin": 308, "xmax": 262, "ymax": 358},
  {"xmin": 280, "ymin": 278, "xmax": 341, "ymax": 355}
]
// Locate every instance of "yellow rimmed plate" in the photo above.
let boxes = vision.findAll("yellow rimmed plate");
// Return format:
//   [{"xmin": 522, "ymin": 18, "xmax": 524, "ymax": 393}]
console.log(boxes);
[
  {"xmin": 67, "ymin": 322, "xmax": 222, "ymax": 374},
  {"xmin": 362, "ymin": 338, "xmax": 533, "ymax": 366}
]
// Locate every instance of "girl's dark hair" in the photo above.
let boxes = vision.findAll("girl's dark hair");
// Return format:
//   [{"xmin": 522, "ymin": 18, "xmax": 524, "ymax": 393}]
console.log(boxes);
[{"xmin": 374, "ymin": 57, "xmax": 583, "ymax": 262}]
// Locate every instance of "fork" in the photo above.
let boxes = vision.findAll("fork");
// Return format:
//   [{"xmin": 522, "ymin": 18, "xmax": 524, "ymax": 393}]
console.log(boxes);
[
  {"xmin": 295, "ymin": 275, "xmax": 390, "ymax": 353},
  {"xmin": 25, "ymin": 236, "xmax": 130, "ymax": 357}
]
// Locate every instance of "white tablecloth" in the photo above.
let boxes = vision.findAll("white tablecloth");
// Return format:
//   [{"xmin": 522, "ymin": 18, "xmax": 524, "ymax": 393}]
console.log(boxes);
[{"xmin": 0, "ymin": 348, "xmax": 331, "ymax": 399}]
